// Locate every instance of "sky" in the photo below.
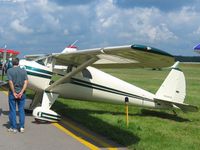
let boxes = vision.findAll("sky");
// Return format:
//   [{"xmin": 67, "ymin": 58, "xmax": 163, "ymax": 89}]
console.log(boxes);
[{"xmin": 0, "ymin": 0, "xmax": 200, "ymax": 57}]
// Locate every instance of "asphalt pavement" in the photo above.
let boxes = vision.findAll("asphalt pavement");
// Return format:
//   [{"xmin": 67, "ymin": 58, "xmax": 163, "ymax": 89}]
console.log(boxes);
[{"xmin": 0, "ymin": 89, "xmax": 127, "ymax": 150}]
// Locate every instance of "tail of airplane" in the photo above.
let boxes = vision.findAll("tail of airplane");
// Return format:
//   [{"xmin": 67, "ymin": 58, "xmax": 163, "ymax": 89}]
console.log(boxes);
[
  {"xmin": 155, "ymin": 63, "xmax": 185, "ymax": 104},
  {"xmin": 61, "ymin": 40, "xmax": 78, "ymax": 53},
  {"xmin": 194, "ymin": 43, "xmax": 200, "ymax": 53},
  {"xmin": 154, "ymin": 62, "xmax": 198, "ymax": 112}
]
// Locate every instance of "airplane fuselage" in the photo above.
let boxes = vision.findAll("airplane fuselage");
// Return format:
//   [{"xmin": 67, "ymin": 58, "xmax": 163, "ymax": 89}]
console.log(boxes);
[
  {"xmin": 52, "ymin": 67, "xmax": 158, "ymax": 107},
  {"xmin": 19, "ymin": 59, "xmax": 167, "ymax": 110}
]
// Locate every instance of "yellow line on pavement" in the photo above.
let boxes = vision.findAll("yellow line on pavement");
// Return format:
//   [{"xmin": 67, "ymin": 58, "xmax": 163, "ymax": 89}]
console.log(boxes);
[
  {"xmin": 0, "ymin": 87, "xmax": 118, "ymax": 150},
  {"xmin": 52, "ymin": 123, "xmax": 100, "ymax": 150},
  {"xmin": 62, "ymin": 118, "xmax": 118, "ymax": 150},
  {"xmin": 0, "ymin": 88, "xmax": 99, "ymax": 150},
  {"xmin": 0, "ymin": 87, "xmax": 8, "ymax": 95}
]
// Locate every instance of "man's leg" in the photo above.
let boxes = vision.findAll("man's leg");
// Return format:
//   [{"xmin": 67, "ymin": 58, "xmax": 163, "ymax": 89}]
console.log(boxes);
[
  {"xmin": 8, "ymin": 92, "xmax": 17, "ymax": 129},
  {"xmin": 17, "ymin": 94, "xmax": 25, "ymax": 128}
]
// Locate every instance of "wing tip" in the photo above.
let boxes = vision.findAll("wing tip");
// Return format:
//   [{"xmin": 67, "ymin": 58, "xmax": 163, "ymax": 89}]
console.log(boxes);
[{"xmin": 131, "ymin": 44, "xmax": 174, "ymax": 58}]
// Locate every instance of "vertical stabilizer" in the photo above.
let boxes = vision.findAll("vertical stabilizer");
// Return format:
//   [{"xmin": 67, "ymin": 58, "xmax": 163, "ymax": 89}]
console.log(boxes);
[{"xmin": 155, "ymin": 62, "xmax": 186, "ymax": 103}]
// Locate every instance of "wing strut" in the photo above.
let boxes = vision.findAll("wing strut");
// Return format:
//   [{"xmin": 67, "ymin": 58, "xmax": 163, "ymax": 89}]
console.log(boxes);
[{"xmin": 45, "ymin": 57, "xmax": 98, "ymax": 92}]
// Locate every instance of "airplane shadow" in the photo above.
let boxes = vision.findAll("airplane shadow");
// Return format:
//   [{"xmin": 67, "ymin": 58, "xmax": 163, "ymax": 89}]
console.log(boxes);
[
  {"xmin": 32, "ymin": 120, "xmax": 52, "ymax": 124},
  {"xmin": 103, "ymin": 109, "xmax": 189, "ymax": 122},
  {"xmin": 72, "ymin": 107, "xmax": 190, "ymax": 122},
  {"xmin": 52, "ymin": 101, "xmax": 140, "ymax": 148},
  {"xmin": 135, "ymin": 109, "xmax": 190, "ymax": 122},
  {"xmin": 52, "ymin": 101, "xmax": 191, "ymax": 148}
]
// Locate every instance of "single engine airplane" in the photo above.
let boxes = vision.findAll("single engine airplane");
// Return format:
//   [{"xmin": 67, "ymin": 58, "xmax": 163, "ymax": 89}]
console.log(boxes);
[{"xmin": 1, "ymin": 43, "xmax": 199, "ymax": 122}]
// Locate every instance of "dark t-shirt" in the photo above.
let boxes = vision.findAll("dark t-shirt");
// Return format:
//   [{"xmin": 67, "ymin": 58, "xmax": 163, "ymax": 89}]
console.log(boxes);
[{"xmin": 7, "ymin": 66, "xmax": 28, "ymax": 93}]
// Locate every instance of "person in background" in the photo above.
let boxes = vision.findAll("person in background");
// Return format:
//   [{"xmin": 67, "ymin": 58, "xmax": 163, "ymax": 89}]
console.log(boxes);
[
  {"xmin": 7, "ymin": 57, "xmax": 28, "ymax": 133},
  {"xmin": 5, "ymin": 58, "xmax": 13, "ymax": 73}
]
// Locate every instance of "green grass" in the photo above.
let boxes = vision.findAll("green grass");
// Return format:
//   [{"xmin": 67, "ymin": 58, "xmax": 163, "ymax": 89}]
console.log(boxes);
[{"xmin": 49, "ymin": 64, "xmax": 200, "ymax": 149}]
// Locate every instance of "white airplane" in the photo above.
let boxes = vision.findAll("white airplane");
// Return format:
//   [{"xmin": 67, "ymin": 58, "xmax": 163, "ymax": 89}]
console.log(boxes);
[{"xmin": 2, "ymin": 43, "xmax": 199, "ymax": 122}]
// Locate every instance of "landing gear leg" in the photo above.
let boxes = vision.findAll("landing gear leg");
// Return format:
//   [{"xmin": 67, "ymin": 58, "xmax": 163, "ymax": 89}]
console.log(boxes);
[{"xmin": 32, "ymin": 92, "xmax": 61, "ymax": 122}]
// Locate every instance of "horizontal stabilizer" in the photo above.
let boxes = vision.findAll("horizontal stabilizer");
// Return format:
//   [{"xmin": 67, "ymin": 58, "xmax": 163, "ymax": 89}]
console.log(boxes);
[{"xmin": 154, "ymin": 98, "xmax": 198, "ymax": 112}]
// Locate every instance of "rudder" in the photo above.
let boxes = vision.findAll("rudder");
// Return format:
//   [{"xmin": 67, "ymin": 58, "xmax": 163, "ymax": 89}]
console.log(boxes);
[{"xmin": 155, "ymin": 67, "xmax": 186, "ymax": 103}]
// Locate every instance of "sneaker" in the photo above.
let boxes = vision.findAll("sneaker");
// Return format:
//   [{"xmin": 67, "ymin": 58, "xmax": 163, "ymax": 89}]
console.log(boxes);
[
  {"xmin": 20, "ymin": 128, "xmax": 24, "ymax": 133},
  {"xmin": 8, "ymin": 128, "xmax": 17, "ymax": 133}
]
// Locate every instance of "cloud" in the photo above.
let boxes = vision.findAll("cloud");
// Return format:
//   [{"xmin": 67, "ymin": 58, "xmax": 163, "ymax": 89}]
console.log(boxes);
[
  {"xmin": 168, "ymin": 6, "xmax": 198, "ymax": 25},
  {"xmin": 113, "ymin": 0, "xmax": 197, "ymax": 12},
  {"xmin": 63, "ymin": 29, "xmax": 69, "ymax": 35},
  {"xmin": 10, "ymin": 19, "xmax": 33, "ymax": 34},
  {"xmin": 139, "ymin": 24, "xmax": 177, "ymax": 42},
  {"xmin": 34, "ymin": 0, "xmax": 62, "ymax": 13},
  {"xmin": 93, "ymin": 1, "xmax": 177, "ymax": 43},
  {"xmin": 42, "ymin": 14, "xmax": 60, "ymax": 30},
  {"xmin": 49, "ymin": 0, "xmax": 93, "ymax": 6},
  {"xmin": 197, "ymin": 27, "xmax": 200, "ymax": 35},
  {"xmin": 0, "ymin": 0, "xmax": 200, "ymax": 56}
]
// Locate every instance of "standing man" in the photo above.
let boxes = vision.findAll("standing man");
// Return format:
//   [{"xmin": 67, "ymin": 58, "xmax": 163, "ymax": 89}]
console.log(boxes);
[
  {"xmin": 7, "ymin": 57, "xmax": 28, "ymax": 133},
  {"xmin": 5, "ymin": 58, "xmax": 13, "ymax": 73}
]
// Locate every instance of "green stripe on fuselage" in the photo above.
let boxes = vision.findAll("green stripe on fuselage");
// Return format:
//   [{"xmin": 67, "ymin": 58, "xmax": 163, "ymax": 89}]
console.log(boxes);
[
  {"xmin": 27, "ymin": 71, "xmax": 52, "ymax": 79},
  {"xmin": 71, "ymin": 78, "xmax": 153, "ymax": 102},
  {"xmin": 25, "ymin": 66, "xmax": 53, "ymax": 75}
]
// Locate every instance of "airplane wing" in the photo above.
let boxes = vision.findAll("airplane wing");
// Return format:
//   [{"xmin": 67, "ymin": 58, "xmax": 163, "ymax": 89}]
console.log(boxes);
[
  {"xmin": 46, "ymin": 44, "xmax": 174, "ymax": 92},
  {"xmin": 53, "ymin": 44, "xmax": 174, "ymax": 69},
  {"xmin": 24, "ymin": 54, "xmax": 47, "ymax": 61}
]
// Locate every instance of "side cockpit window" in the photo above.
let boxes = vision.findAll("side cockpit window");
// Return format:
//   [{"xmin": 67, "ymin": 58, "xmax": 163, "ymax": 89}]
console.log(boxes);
[
  {"xmin": 82, "ymin": 69, "xmax": 92, "ymax": 79},
  {"xmin": 35, "ymin": 55, "xmax": 52, "ymax": 66},
  {"xmin": 36, "ymin": 59, "xmax": 45, "ymax": 66}
]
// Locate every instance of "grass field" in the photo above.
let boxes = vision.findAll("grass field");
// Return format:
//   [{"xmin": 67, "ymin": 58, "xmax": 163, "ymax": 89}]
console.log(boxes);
[{"xmin": 51, "ymin": 64, "xmax": 199, "ymax": 149}]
